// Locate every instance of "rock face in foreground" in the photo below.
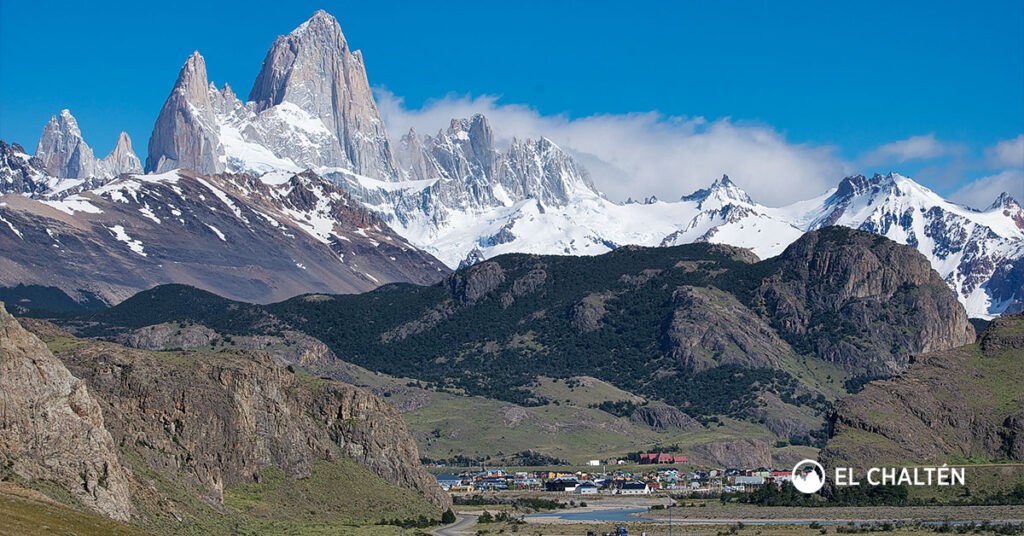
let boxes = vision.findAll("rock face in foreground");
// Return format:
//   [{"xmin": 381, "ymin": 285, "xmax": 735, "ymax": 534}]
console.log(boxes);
[
  {"xmin": 0, "ymin": 303, "xmax": 134, "ymax": 521},
  {"xmin": 24, "ymin": 318, "xmax": 452, "ymax": 513},
  {"xmin": 820, "ymin": 313, "xmax": 1024, "ymax": 469},
  {"xmin": 2, "ymin": 308, "xmax": 450, "ymax": 526}
]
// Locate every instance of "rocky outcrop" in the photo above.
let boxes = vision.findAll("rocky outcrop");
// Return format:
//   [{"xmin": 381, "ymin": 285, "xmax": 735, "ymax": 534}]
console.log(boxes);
[
  {"xmin": 0, "ymin": 303, "xmax": 133, "ymax": 520},
  {"xmin": 19, "ymin": 318, "xmax": 451, "ymax": 512},
  {"xmin": 499, "ymin": 267, "xmax": 547, "ymax": 308},
  {"xmin": 629, "ymin": 403, "xmax": 701, "ymax": 430},
  {"xmin": 0, "ymin": 141, "xmax": 48, "ymax": 196},
  {"xmin": 570, "ymin": 292, "xmax": 612, "ymax": 333},
  {"xmin": 146, "ymin": 51, "xmax": 224, "ymax": 174},
  {"xmin": 119, "ymin": 322, "xmax": 336, "ymax": 370},
  {"xmin": 249, "ymin": 10, "xmax": 396, "ymax": 179},
  {"xmin": 119, "ymin": 321, "xmax": 217, "ymax": 350},
  {"xmin": 694, "ymin": 438, "xmax": 772, "ymax": 468},
  {"xmin": 755, "ymin": 227, "xmax": 975, "ymax": 375},
  {"xmin": 664, "ymin": 286, "xmax": 792, "ymax": 371},
  {"xmin": 820, "ymin": 313, "xmax": 1024, "ymax": 470},
  {"xmin": 449, "ymin": 260, "xmax": 506, "ymax": 303}
]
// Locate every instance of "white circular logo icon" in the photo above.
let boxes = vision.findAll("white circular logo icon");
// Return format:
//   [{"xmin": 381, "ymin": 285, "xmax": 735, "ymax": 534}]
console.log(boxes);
[{"xmin": 791, "ymin": 459, "xmax": 826, "ymax": 494}]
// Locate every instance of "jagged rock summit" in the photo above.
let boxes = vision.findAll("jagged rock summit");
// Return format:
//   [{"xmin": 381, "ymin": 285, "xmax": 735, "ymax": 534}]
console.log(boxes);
[
  {"xmin": 146, "ymin": 51, "xmax": 224, "ymax": 174},
  {"xmin": 103, "ymin": 131, "xmax": 143, "ymax": 175},
  {"xmin": 33, "ymin": 109, "xmax": 142, "ymax": 179},
  {"xmin": 248, "ymin": 9, "xmax": 397, "ymax": 178},
  {"xmin": 35, "ymin": 109, "xmax": 99, "ymax": 178},
  {"xmin": 144, "ymin": 11, "xmax": 396, "ymax": 178}
]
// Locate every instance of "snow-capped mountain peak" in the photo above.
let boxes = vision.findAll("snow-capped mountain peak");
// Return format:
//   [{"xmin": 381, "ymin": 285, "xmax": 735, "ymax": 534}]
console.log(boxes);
[
  {"xmin": 782, "ymin": 172, "xmax": 1024, "ymax": 317},
  {"xmin": 246, "ymin": 9, "xmax": 396, "ymax": 179},
  {"xmin": 681, "ymin": 174, "xmax": 754, "ymax": 208}
]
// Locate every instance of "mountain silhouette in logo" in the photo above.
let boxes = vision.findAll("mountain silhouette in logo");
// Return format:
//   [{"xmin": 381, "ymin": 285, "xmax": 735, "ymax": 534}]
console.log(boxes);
[{"xmin": 792, "ymin": 460, "xmax": 825, "ymax": 494}]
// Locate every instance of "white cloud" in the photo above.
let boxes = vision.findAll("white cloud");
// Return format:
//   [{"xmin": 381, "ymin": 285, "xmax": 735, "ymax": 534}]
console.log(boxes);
[
  {"xmin": 948, "ymin": 169, "xmax": 1024, "ymax": 210},
  {"xmin": 375, "ymin": 91, "xmax": 851, "ymax": 206},
  {"xmin": 861, "ymin": 133, "xmax": 962, "ymax": 166},
  {"xmin": 986, "ymin": 134, "xmax": 1024, "ymax": 168}
]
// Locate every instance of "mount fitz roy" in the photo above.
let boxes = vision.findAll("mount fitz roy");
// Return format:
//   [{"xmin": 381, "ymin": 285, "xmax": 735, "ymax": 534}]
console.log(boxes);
[{"xmin": 1, "ymin": 10, "xmax": 1022, "ymax": 318}]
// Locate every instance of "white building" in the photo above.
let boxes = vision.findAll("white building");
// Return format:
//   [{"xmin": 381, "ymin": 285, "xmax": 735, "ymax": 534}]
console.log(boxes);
[
  {"xmin": 576, "ymin": 483, "xmax": 599, "ymax": 495},
  {"xmin": 618, "ymin": 482, "xmax": 650, "ymax": 495},
  {"xmin": 734, "ymin": 476, "xmax": 766, "ymax": 487}
]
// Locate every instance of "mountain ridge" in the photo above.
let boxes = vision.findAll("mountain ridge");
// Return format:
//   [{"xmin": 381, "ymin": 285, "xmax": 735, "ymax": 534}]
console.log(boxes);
[
  {"xmin": 1, "ymin": 10, "xmax": 1021, "ymax": 318},
  {"xmin": 0, "ymin": 168, "xmax": 449, "ymax": 305},
  {"xmin": 50, "ymin": 228, "xmax": 974, "ymax": 454}
]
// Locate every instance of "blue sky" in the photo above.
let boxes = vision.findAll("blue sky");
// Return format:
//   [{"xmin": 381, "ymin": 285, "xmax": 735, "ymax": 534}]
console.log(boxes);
[{"xmin": 1, "ymin": 1, "xmax": 1021, "ymax": 206}]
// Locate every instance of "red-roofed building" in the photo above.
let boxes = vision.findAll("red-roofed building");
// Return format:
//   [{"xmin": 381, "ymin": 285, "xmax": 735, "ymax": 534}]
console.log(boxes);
[{"xmin": 638, "ymin": 453, "xmax": 688, "ymax": 464}]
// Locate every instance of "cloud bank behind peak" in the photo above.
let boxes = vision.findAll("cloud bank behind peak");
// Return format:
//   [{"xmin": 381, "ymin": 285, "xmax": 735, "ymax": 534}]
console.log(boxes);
[{"xmin": 375, "ymin": 90, "xmax": 852, "ymax": 207}]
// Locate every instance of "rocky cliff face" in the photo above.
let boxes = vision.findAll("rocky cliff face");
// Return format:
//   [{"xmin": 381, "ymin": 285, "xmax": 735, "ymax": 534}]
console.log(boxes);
[
  {"xmin": 754, "ymin": 227, "xmax": 975, "ymax": 375},
  {"xmin": 33, "ymin": 110, "xmax": 143, "ymax": 180},
  {"xmin": 8, "ymin": 313, "xmax": 450, "ymax": 523},
  {"xmin": 820, "ymin": 313, "xmax": 1024, "ymax": 469},
  {"xmin": 248, "ymin": 10, "xmax": 396, "ymax": 179},
  {"xmin": 0, "ymin": 141, "xmax": 49, "ymax": 196},
  {"xmin": 664, "ymin": 285, "xmax": 792, "ymax": 371},
  {"xmin": 146, "ymin": 52, "xmax": 225, "ymax": 174},
  {"xmin": 0, "ymin": 303, "xmax": 134, "ymax": 521},
  {"xmin": 35, "ymin": 110, "xmax": 101, "ymax": 179},
  {"xmin": 102, "ymin": 131, "xmax": 143, "ymax": 176}
]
